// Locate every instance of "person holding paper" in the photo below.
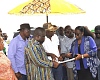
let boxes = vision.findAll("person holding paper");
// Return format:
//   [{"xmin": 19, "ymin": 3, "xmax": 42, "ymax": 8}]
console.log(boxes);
[
  {"xmin": 66, "ymin": 26, "xmax": 99, "ymax": 80},
  {"xmin": 25, "ymin": 27, "xmax": 59, "ymax": 80},
  {"xmin": 59, "ymin": 25, "xmax": 75, "ymax": 80},
  {"xmin": 42, "ymin": 23, "xmax": 64, "ymax": 80}
]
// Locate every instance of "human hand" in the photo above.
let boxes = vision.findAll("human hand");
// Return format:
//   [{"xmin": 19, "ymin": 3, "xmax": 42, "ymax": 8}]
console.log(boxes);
[
  {"xmin": 58, "ymin": 56, "xmax": 63, "ymax": 61},
  {"xmin": 53, "ymin": 61, "xmax": 59, "ymax": 68},
  {"xmin": 15, "ymin": 72, "xmax": 22, "ymax": 79},
  {"xmin": 66, "ymin": 53, "xmax": 72, "ymax": 58},
  {"xmin": 51, "ymin": 54, "xmax": 58, "ymax": 61},
  {"xmin": 60, "ymin": 53, "xmax": 66, "ymax": 59},
  {"xmin": 75, "ymin": 54, "xmax": 82, "ymax": 60}
]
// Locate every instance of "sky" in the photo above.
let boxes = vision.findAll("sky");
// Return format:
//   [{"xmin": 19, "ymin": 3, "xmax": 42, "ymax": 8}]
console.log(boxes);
[{"xmin": 0, "ymin": 0, "xmax": 100, "ymax": 40}]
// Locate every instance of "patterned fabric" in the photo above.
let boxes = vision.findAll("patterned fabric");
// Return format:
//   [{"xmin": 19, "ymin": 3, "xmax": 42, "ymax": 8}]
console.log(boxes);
[
  {"xmin": 71, "ymin": 36, "xmax": 99, "ymax": 80},
  {"xmin": 0, "ymin": 52, "xmax": 17, "ymax": 80},
  {"xmin": 20, "ymin": 0, "xmax": 50, "ymax": 14},
  {"xmin": 25, "ymin": 39, "xmax": 54, "ymax": 80}
]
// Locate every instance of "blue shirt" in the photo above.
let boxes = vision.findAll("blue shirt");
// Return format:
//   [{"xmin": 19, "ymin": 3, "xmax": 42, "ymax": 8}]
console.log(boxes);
[
  {"xmin": 7, "ymin": 34, "xmax": 28, "ymax": 75},
  {"xmin": 70, "ymin": 36, "xmax": 97, "ymax": 70}
]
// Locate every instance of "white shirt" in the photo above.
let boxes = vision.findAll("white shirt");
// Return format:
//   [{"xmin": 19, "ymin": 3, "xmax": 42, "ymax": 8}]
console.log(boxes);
[{"xmin": 42, "ymin": 34, "xmax": 60, "ymax": 60}]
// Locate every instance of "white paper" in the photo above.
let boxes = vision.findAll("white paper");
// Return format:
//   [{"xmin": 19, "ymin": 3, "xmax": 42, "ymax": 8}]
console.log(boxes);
[{"xmin": 57, "ymin": 58, "xmax": 75, "ymax": 63}]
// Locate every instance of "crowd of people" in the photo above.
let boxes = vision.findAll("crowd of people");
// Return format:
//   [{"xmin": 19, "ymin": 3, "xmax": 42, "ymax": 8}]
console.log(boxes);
[{"xmin": 0, "ymin": 23, "xmax": 100, "ymax": 80}]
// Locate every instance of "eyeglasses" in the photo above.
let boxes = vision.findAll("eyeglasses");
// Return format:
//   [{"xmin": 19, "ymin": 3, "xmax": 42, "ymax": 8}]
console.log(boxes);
[{"xmin": 75, "ymin": 33, "xmax": 81, "ymax": 36}]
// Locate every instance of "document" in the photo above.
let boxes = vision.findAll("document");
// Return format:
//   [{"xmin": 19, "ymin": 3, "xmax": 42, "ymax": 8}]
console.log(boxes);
[{"xmin": 57, "ymin": 58, "xmax": 75, "ymax": 63}]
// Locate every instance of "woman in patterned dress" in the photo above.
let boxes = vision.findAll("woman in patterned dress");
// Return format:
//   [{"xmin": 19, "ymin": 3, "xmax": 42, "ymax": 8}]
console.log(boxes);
[{"xmin": 0, "ymin": 37, "xmax": 17, "ymax": 80}]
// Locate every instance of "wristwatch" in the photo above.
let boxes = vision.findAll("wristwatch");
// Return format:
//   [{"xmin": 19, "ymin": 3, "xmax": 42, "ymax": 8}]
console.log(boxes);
[{"xmin": 82, "ymin": 55, "xmax": 84, "ymax": 59}]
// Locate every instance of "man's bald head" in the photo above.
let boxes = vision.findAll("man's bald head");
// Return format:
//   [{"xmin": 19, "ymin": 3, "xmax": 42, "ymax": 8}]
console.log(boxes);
[{"xmin": 33, "ymin": 27, "xmax": 45, "ymax": 37}]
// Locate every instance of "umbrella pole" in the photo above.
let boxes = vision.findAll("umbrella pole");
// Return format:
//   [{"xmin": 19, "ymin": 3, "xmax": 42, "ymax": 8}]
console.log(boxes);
[{"xmin": 46, "ymin": 14, "xmax": 48, "ymax": 23}]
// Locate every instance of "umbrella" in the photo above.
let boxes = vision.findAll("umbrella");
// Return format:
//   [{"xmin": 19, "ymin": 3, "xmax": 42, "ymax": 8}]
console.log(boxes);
[{"xmin": 8, "ymin": 0, "xmax": 85, "ymax": 23}]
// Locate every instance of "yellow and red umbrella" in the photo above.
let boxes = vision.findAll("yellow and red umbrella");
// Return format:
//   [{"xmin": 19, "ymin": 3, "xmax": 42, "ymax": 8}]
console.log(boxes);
[{"xmin": 8, "ymin": 0, "xmax": 85, "ymax": 23}]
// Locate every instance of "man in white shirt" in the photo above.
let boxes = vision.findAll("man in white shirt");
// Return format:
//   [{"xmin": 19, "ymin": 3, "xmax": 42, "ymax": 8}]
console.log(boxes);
[
  {"xmin": 42, "ymin": 23, "xmax": 64, "ymax": 80},
  {"xmin": 43, "ymin": 34, "xmax": 60, "ymax": 60}
]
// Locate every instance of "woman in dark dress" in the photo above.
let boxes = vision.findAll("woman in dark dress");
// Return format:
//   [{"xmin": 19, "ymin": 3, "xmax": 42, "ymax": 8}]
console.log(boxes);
[{"xmin": 66, "ymin": 26, "xmax": 99, "ymax": 80}]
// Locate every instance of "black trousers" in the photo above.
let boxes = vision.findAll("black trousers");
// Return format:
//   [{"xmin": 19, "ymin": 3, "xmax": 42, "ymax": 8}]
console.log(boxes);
[
  {"xmin": 77, "ymin": 68, "xmax": 95, "ymax": 80},
  {"xmin": 18, "ymin": 74, "xmax": 27, "ymax": 80}
]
